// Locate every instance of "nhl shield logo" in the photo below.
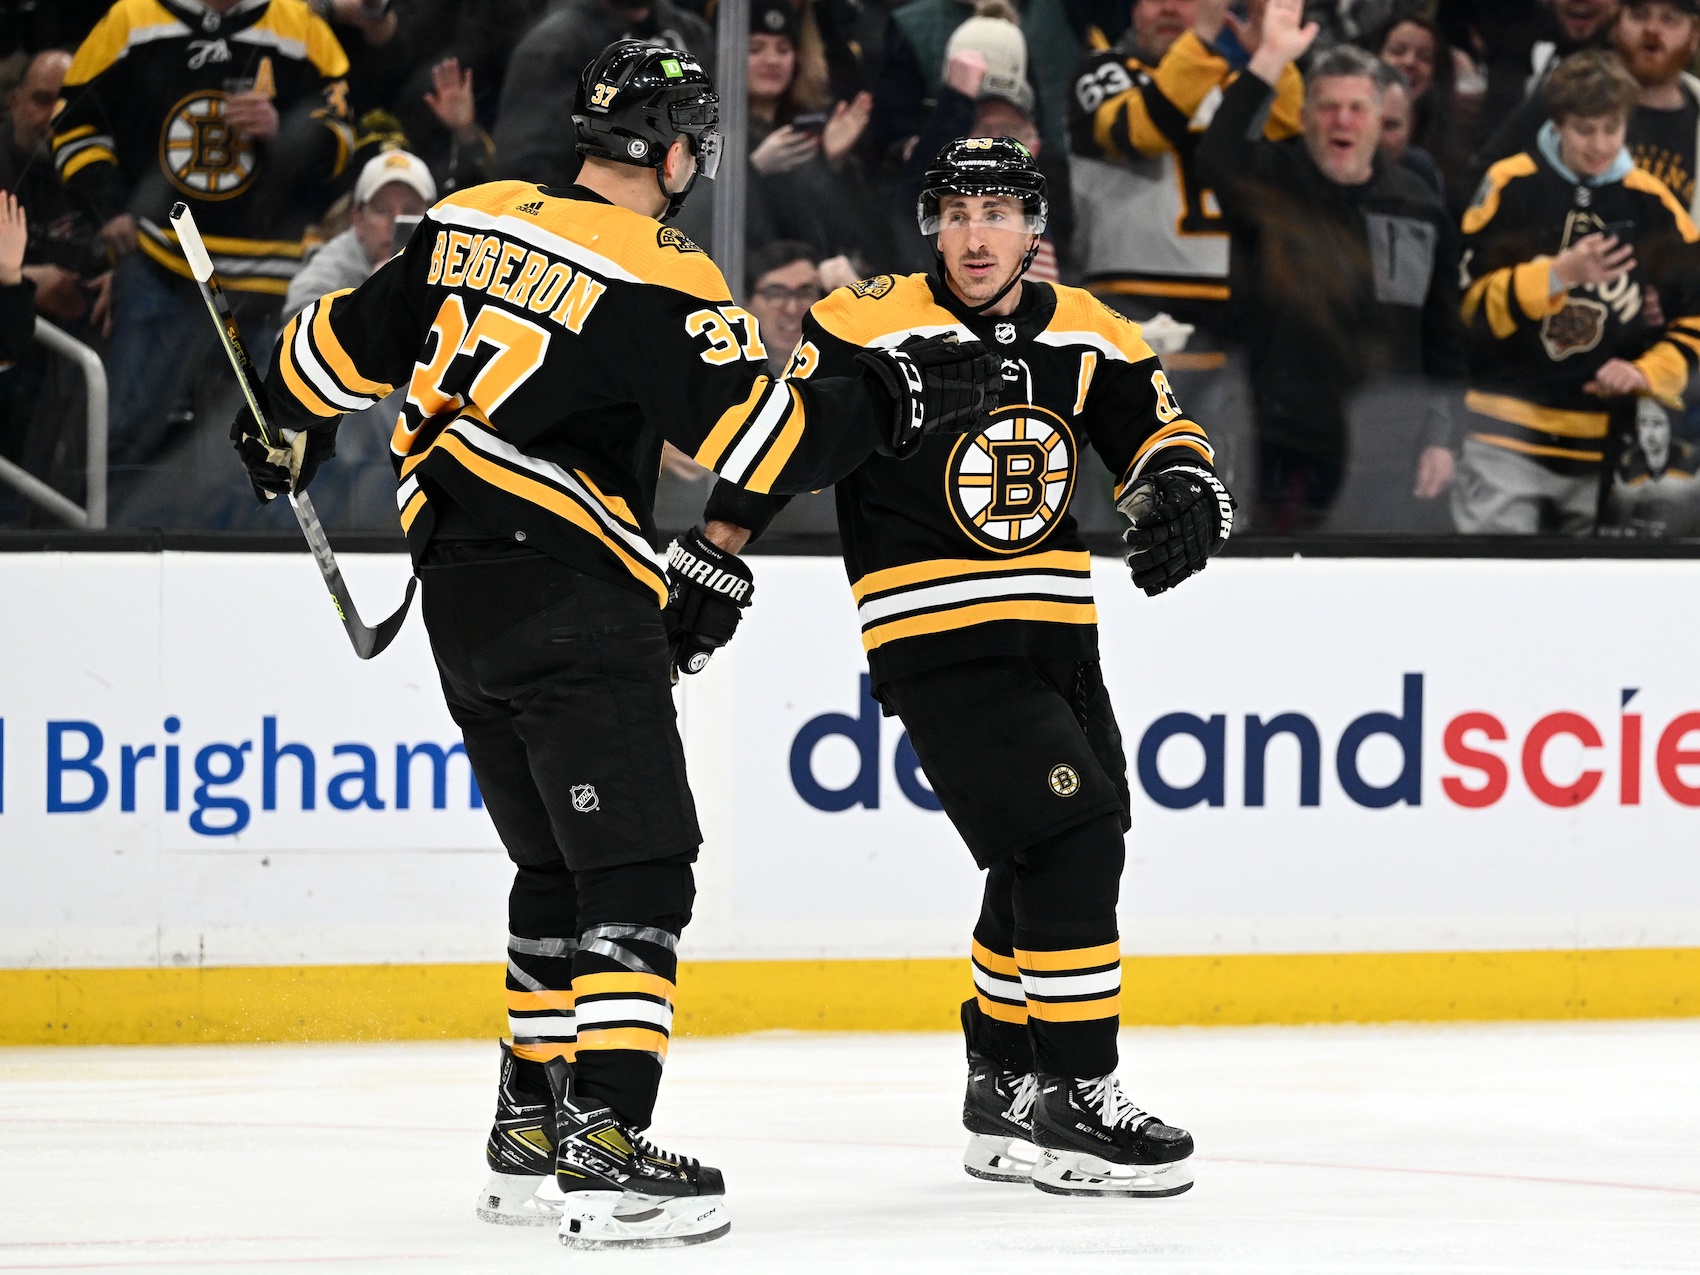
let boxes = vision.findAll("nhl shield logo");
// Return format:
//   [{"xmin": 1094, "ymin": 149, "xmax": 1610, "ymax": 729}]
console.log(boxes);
[
  {"xmin": 945, "ymin": 405, "xmax": 1077, "ymax": 554},
  {"xmin": 570, "ymin": 784, "xmax": 600, "ymax": 813},
  {"xmin": 994, "ymin": 322, "xmax": 1016, "ymax": 344}
]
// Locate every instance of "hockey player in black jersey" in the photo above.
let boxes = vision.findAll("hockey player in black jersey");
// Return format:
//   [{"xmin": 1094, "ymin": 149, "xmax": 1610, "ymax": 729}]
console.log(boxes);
[
  {"xmin": 234, "ymin": 41, "xmax": 999, "ymax": 1249},
  {"xmin": 705, "ymin": 137, "xmax": 1233, "ymax": 1197}
]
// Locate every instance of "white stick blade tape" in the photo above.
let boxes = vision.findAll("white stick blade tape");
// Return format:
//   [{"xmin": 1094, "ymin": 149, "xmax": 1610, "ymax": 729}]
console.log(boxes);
[{"xmin": 168, "ymin": 203, "xmax": 216, "ymax": 283}]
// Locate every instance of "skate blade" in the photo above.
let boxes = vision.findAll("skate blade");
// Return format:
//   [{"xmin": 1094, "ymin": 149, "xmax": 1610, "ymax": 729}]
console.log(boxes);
[
  {"xmin": 473, "ymin": 1171, "xmax": 565, "ymax": 1225},
  {"xmin": 557, "ymin": 1189, "xmax": 730, "ymax": 1249},
  {"xmin": 963, "ymin": 1132, "xmax": 1040, "ymax": 1183},
  {"xmin": 1031, "ymin": 1149, "xmax": 1194, "ymax": 1198}
]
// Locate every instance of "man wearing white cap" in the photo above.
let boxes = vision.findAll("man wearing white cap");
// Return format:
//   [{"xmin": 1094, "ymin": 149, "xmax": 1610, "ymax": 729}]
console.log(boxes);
[{"xmin": 285, "ymin": 150, "xmax": 437, "ymax": 317}]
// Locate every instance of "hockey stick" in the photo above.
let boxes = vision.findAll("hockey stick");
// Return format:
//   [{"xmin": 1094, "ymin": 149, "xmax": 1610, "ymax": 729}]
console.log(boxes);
[{"xmin": 169, "ymin": 202, "xmax": 416, "ymax": 660}]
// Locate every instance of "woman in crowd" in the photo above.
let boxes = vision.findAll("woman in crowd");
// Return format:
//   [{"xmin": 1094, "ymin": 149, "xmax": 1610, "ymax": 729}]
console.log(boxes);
[
  {"xmin": 1373, "ymin": 8, "xmax": 1467, "ymax": 209},
  {"xmin": 746, "ymin": 0, "xmax": 886, "ymax": 266}
]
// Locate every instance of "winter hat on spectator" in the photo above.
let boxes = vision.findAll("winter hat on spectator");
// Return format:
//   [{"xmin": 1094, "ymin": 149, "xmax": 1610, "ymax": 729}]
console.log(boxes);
[
  {"xmin": 752, "ymin": 0, "xmax": 800, "ymax": 43},
  {"xmin": 355, "ymin": 149, "xmax": 437, "ymax": 207},
  {"xmin": 945, "ymin": 0, "xmax": 1030, "ymax": 111}
]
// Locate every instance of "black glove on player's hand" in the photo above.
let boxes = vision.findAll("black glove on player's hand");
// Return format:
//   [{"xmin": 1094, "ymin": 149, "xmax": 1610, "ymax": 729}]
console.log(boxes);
[
  {"xmin": 1119, "ymin": 464, "xmax": 1235, "ymax": 597},
  {"xmin": 230, "ymin": 396, "xmax": 333, "ymax": 504},
  {"xmin": 664, "ymin": 526, "xmax": 755, "ymax": 675},
  {"xmin": 854, "ymin": 333, "xmax": 1001, "ymax": 459}
]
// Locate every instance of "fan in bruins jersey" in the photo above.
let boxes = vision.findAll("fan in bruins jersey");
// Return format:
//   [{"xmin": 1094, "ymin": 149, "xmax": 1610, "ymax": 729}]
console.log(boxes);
[
  {"xmin": 705, "ymin": 137, "xmax": 1234, "ymax": 1198},
  {"xmin": 51, "ymin": 0, "xmax": 356, "ymax": 484},
  {"xmin": 235, "ymin": 42, "xmax": 999, "ymax": 1250}
]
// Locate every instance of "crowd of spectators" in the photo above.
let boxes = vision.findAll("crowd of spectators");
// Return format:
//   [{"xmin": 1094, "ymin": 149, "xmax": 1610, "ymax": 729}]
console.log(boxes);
[{"xmin": 2, "ymin": 0, "xmax": 1700, "ymax": 538}]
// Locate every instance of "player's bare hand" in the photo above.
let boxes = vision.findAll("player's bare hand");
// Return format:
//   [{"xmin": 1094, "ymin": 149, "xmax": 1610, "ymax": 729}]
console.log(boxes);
[
  {"xmin": 1551, "ymin": 235, "xmax": 1634, "ymax": 289},
  {"xmin": 224, "ymin": 92, "xmax": 279, "ymax": 140},
  {"xmin": 0, "ymin": 192, "xmax": 27, "ymax": 286},
  {"xmin": 1413, "ymin": 445, "xmax": 1455, "ymax": 499},
  {"xmin": 822, "ymin": 92, "xmax": 872, "ymax": 169},
  {"xmin": 750, "ymin": 125, "xmax": 818, "ymax": 175},
  {"xmin": 1248, "ymin": 0, "xmax": 1318, "ymax": 83},
  {"xmin": 426, "ymin": 58, "xmax": 479, "ymax": 140},
  {"xmin": 1585, "ymin": 358, "xmax": 1650, "ymax": 397},
  {"xmin": 704, "ymin": 520, "xmax": 752, "ymax": 554},
  {"xmin": 100, "ymin": 212, "xmax": 137, "ymax": 257}
]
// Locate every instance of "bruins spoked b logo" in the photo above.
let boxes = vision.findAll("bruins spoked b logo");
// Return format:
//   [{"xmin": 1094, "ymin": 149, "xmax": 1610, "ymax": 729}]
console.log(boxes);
[
  {"xmin": 161, "ymin": 91, "xmax": 257, "ymax": 199},
  {"xmin": 946, "ymin": 405, "xmax": 1076, "ymax": 553}
]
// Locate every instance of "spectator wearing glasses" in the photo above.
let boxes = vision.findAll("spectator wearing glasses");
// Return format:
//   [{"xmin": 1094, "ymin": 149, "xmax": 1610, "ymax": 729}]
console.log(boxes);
[{"xmin": 745, "ymin": 239, "xmax": 827, "ymax": 374}]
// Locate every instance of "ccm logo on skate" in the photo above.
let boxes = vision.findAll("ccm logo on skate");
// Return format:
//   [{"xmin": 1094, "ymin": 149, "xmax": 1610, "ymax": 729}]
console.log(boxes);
[
  {"xmin": 1137, "ymin": 675, "xmax": 1700, "ymax": 810},
  {"xmin": 6, "ymin": 715, "xmax": 481, "ymax": 835}
]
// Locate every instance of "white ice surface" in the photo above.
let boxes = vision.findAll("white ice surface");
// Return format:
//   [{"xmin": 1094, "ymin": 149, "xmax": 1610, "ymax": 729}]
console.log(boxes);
[{"xmin": 1, "ymin": 1024, "xmax": 1698, "ymax": 1273}]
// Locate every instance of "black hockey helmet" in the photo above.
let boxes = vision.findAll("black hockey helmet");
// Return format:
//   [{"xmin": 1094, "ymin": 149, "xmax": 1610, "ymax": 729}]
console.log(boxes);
[
  {"xmin": 573, "ymin": 40, "xmax": 722, "ymax": 221},
  {"xmin": 916, "ymin": 136, "xmax": 1048, "ymax": 237},
  {"xmin": 917, "ymin": 136, "xmax": 1047, "ymax": 313}
]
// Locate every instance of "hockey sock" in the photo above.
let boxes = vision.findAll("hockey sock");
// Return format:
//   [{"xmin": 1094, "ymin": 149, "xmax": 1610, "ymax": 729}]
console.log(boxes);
[
  {"xmin": 506, "ymin": 861, "xmax": 579, "ymax": 1073},
  {"xmin": 1011, "ymin": 815, "xmax": 1126, "ymax": 1078},
  {"xmin": 570, "ymin": 853, "xmax": 697, "ymax": 1130},
  {"xmin": 966, "ymin": 861, "xmax": 1034, "ymax": 1071}
]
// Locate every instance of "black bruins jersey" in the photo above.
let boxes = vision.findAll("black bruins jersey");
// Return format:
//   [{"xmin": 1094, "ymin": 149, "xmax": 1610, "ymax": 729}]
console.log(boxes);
[
  {"xmin": 52, "ymin": 0, "xmax": 354, "ymax": 295},
  {"xmin": 1462, "ymin": 150, "xmax": 1700, "ymax": 472},
  {"xmin": 734, "ymin": 272, "xmax": 1215, "ymax": 688},
  {"xmin": 261, "ymin": 180, "xmax": 893, "ymax": 604},
  {"xmin": 1067, "ymin": 32, "xmax": 1301, "ymax": 332}
]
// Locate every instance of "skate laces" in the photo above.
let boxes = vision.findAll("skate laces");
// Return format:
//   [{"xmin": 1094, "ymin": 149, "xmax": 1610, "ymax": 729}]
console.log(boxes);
[
  {"xmin": 1006, "ymin": 1072, "xmax": 1040, "ymax": 1123},
  {"xmin": 631, "ymin": 1129, "xmax": 699, "ymax": 1171},
  {"xmin": 1081, "ymin": 1075, "xmax": 1151, "ymax": 1131}
]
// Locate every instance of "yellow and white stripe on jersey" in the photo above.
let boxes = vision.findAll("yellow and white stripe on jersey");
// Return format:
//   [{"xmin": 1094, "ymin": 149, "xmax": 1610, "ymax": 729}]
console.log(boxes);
[
  {"xmin": 400, "ymin": 414, "xmax": 670, "ymax": 603},
  {"xmin": 277, "ymin": 290, "xmax": 394, "ymax": 416},
  {"xmin": 850, "ymin": 551, "xmax": 1098, "ymax": 652}
]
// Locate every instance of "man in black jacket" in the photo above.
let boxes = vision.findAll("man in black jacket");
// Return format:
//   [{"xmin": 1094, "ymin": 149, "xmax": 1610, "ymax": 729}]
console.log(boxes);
[{"xmin": 1198, "ymin": 0, "xmax": 1469, "ymax": 531}]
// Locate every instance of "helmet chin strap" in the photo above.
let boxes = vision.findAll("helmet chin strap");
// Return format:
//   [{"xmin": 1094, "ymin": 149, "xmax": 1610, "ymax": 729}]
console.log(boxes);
[
  {"xmin": 654, "ymin": 142, "xmax": 698, "ymax": 222},
  {"xmin": 935, "ymin": 235, "xmax": 1041, "ymax": 315}
]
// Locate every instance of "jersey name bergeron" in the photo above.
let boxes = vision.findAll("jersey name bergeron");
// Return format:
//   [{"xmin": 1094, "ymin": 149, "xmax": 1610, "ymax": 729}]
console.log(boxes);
[{"xmin": 424, "ymin": 229, "xmax": 607, "ymax": 333}]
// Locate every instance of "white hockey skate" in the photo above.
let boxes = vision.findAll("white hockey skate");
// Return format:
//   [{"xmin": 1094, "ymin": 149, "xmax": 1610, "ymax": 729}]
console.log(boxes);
[{"xmin": 1030, "ymin": 1074, "xmax": 1194, "ymax": 1198}]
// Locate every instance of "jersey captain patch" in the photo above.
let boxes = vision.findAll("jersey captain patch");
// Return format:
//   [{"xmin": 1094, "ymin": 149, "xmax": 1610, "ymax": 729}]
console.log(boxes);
[
  {"xmin": 946, "ymin": 405, "xmax": 1076, "ymax": 554},
  {"xmin": 161, "ymin": 90, "xmax": 256, "ymax": 199}
]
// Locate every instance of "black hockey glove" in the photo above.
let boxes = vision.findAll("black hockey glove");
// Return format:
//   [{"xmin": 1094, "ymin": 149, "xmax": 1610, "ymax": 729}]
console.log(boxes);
[
  {"xmin": 230, "ymin": 396, "xmax": 333, "ymax": 504},
  {"xmin": 854, "ymin": 333, "xmax": 1001, "ymax": 459},
  {"xmin": 1120, "ymin": 464, "xmax": 1235, "ymax": 597},
  {"xmin": 664, "ymin": 527, "xmax": 755, "ymax": 675}
]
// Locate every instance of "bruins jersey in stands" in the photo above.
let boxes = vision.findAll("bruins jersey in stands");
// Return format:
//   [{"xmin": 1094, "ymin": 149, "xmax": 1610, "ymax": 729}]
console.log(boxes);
[
  {"xmin": 1067, "ymin": 31, "xmax": 1301, "ymax": 332},
  {"xmin": 52, "ymin": 0, "xmax": 353, "ymax": 295},
  {"xmin": 734, "ymin": 272, "xmax": 1214, "ymax": 688},
  {"xmin": 1462, "ymin": 150, "xmax": 1700, "ymax": 473},
  {"xmin": 261, "ymin": 181, "xmax": 894, "ymax": 603}
]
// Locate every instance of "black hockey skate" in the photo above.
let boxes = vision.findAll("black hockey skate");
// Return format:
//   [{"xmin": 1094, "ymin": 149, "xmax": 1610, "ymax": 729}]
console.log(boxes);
[
  {"xmin": 474, "ymin": 1041, "xmax": 566, "ymax": 1225},
  {"xmin": 546, "ymin": 1059, "xmax": 729, "ymax": 1249},
  {"xmin": 963, "ymin": 1050, "xmax": 1041, "ymax": 1183},
  {"xmin": 1030, "ymin": 1074, "xmax": 1194, "ymax": 1197}
]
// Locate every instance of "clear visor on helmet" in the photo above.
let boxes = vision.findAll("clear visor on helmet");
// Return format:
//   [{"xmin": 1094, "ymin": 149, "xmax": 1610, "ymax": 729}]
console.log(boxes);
[
  {"xmin": 690, "ymin": 128, "xmax": 723, "ymax": 180},
  {"xmin": 918, "ymin": 187, "xmax": 1047, "ymax": 236}
]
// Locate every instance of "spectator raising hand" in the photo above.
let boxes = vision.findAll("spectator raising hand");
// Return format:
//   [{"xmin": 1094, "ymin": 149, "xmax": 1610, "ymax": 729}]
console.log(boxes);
[
  {"xmin": 820, "ymin": 91, "xmax": 872, "ymax": 169},
  {"xmin": 425, "ymin": 58, "xmax": 481, "ymax": 144},
  {"xmin": 0, "ymin": 192, "xmax": 26, "ymax": 287}
]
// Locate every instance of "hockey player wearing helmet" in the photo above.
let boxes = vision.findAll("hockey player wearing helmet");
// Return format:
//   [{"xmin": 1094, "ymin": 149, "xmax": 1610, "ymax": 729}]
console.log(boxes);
[
  {"xmin": 704, "ymin": 136, "xmax": 1234, "ymax": 1198},
  {"xmin": 234, "ymin": 40, "xmax": 1000, "ymax": 1250}
]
